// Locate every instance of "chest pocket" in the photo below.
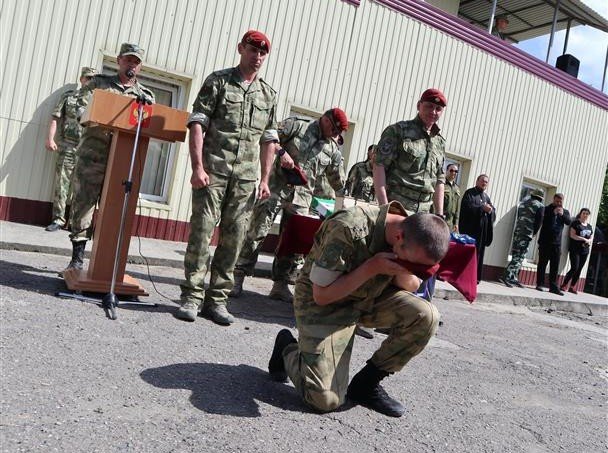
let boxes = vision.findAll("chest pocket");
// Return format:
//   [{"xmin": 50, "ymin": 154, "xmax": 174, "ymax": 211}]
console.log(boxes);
[
  {"xmin": 250, "ymin": 99, "xmax": 272, "ymax": 131},
  {"xmin": 221, "ymin": 92, "xmax": 244, "ymax": 128},
  {"xmin": 64, "ymin": 97, "xmax": 79, "ymax": 119},
  {"xmin": 317, "ymin": 148, "xmax": 333, "ymax": 170},
  {"xmin": 399, "ymin": 138, "xmax": 427, "ymax": 172}
]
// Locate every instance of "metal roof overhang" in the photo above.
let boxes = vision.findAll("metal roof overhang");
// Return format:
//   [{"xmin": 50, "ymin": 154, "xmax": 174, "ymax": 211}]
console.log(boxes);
[{"xmin": 458, "ymin": 0, "xmax": 608, "ymax": 43}]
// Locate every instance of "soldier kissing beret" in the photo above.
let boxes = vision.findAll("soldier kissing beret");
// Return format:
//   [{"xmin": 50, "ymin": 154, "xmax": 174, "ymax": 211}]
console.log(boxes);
[
  {"xmin": 420, "ymin": 88, "xmax": 447, "ymax": 107},
  {"xmin": 241, "ymin": 30, "xmax": 271, "ymax": 53}
]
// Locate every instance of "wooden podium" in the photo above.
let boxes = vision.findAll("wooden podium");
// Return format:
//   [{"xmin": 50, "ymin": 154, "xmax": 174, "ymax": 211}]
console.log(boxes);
[{"xmin": 63, "ymin": 89, "xmax": 188, "ymax": 296}]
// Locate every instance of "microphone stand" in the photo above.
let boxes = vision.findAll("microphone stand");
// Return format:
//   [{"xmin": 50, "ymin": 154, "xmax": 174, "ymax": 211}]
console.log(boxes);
[{"xmin": 100, "ymin": 94, "xmax": 154, "ymax": 320}]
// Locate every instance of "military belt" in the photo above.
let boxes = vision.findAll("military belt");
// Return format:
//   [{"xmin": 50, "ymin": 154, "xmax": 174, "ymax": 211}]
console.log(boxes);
[{"xmin": 400, "ymin": 188, "xmax": 432, "ymax": 203}]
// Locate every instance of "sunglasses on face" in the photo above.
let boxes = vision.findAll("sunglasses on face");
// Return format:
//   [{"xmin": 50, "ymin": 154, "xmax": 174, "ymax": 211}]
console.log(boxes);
[{"xmin": 449, "ymin": 169, "xmax": 458, "ymax": 173}]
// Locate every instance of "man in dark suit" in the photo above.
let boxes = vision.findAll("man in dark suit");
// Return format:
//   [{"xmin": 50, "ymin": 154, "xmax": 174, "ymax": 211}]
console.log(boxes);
[
  {"xmin": 459, "ymin": 174, "xmax": 496, "ymax": 283},
  {"xmin": 536, "ymin": 193, "xmax": 571, "ymax": 295}
]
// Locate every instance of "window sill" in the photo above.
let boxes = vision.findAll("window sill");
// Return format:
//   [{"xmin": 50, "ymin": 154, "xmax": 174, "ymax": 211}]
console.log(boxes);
[{"xmin": 138, "ymin": 198, "xmax": 172, "ymax": 212}]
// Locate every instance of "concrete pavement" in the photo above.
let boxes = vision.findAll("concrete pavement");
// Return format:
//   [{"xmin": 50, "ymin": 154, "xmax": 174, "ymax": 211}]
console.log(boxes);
[{"xmin": 1, "ymin": 220, "xmax": 606, "ymax": 316}]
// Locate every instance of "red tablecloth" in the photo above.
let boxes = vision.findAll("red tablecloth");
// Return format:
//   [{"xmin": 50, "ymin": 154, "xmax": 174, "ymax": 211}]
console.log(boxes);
[{"xmin": 276, "ymin": 214, "xmax": 477, "ymax": 302}]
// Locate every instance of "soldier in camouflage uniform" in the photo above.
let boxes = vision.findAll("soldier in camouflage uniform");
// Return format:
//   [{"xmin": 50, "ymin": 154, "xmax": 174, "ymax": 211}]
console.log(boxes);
[
  {"xmin": 44, "ymin": 67, "xmax": 96, "ymax": 232},
  {"xmin": 231, "ymin": 110, "xmax": 348, "ymax": 303},
  {"xmin": 267, "ymin": 203, "xmax": 450, "ymax": 417},
  {"xmin": 345, "ymin": 144, "xmax": 376, "ymax": 203},
  {"xmin": 374, "ymin": 88, "xmax": 448, "ymax": 301},
  {"xmin": 374, "ymin": 88, "xmax": 447, "ymax": 216},
  {"xmin": 176, "ymin": 30, "xmax": 284, "ymax": 325},
  {"xmin": 499, "ymin": 189, "xmax": 544, "ymax": 288},
  {"xmin": 64, "ymin": 44, "xmax": 155, "ymax": 273},
  {"xmin": 442, "ymin": 163, "xmax": 461, "ymax": 231}
]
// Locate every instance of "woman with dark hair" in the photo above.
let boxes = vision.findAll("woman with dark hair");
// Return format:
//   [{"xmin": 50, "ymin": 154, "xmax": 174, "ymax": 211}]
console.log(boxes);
[{"xmin": 561, "ymin": 208, "xmax": 593, "ymax": 294}]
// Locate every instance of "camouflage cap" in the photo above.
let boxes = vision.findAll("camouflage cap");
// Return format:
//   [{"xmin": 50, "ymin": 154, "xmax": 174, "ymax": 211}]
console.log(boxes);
[
  {"xmin": 80, "ymin": 67, "xmax": 97, "ymax": 78},
  {"xmin": 119, "ymin": 43, "xmax": 144, "ymax": 60},
  {"xmin": 530, "ymin": 188, "xmax": 544, "ymax": 199}
]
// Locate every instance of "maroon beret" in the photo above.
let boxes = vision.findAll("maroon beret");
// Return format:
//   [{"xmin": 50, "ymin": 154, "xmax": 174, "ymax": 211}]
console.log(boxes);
[
  {"xmin": 420, "ymin": 88, "xmax": 447, "ymax": 107},
  {"xmin": 241, "ymin": 30, "xmax": 271, "ymax": 53},
  {"xmin": 326, "ymin": 108, "xmax": 349, "ymax": 132}
]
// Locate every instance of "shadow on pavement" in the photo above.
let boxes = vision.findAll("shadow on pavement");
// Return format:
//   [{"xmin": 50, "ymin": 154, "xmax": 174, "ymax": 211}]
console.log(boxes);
[
  {"xmin": 0, "ymin": 258, "xmax": 66, "ymax": 294},
  {"xmin": 140, "ymin": 362, "xmax": 309, "ymax": 417}
]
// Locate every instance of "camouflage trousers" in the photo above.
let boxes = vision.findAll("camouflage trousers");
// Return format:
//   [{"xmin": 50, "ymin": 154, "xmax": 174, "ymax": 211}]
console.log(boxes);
[
  {"xmin": 283, "ymin": 287, "xmax": 440, "ymax": 412},
  {"xmin": 180, "ymin": 174, "xmax": 256, "ymax": 308},
  {"xmin": 51, "ymin": 141, "xmax": 78, "ymax": 225},
  {"xmin": 69, "ymin": 138, "xmax": 110, "ymax": 242},
  {"xmin": 235, "ymin": 190, "xmax": 284, "ymax": 276},
  {"xmin": 503, "ymin": 240, "xmax": 531, "ymax": 281},
  {"xmin": 272, "ymin": 205, "xmax": 308, "ymax": 283}
]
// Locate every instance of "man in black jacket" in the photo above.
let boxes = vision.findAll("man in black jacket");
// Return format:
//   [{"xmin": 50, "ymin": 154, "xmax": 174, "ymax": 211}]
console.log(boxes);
[
  {"xmin": 535, "ymin": 193, "xmax": 571, "ymax": 295},
  {"xmin": 459, "ymin": 174, "xmax": 496, "ymax": 283}
]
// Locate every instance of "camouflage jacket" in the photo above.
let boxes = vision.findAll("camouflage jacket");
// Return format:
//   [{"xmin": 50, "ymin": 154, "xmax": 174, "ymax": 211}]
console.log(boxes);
[
  {"xmin": 291, "ymin": 120, "xmax": 345, "ymax": 208},
  {"xmin": 51, "ymin": 88, "xmax": 83, "ymax": 145},
  {"xmin": 77, "ymin": 74, "xmax": 155, "ymax": 149},
  {"xmin": 345, "ymin": 160, "xmax": 375, "ymax": 202},
  {"xmin": 443, "ymin": 180, "xmax": 461, "ymax": 229},
  {"xmin": 375, "ymin": 115, "xmax": 446, "ymax": 204},
  {"xmin": 269, "ymin": 116, "xmax": 311, "ymax": 197},
  {"xmin": 513, "ymin": 196, "xmax": 544, "ymax": 241},
  {"xmin": 293, "ymin": 202, "xmax": 407, "ymax": 325},
  {"xmin": 188, "ymin": 67, "xmax": 278, "ymax": 181}
]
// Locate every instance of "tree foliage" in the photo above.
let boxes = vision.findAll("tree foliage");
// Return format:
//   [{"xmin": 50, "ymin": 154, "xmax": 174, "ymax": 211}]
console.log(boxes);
[{"xmin": 598, "ymin": 166, "xmax": 608, "ymax": 228}]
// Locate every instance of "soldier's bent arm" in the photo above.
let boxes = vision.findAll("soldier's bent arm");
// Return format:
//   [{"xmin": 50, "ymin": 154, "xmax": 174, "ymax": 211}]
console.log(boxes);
[
  {"xmin": 433, "ymin": 182, "xmax": 445, "ymax": 215},
  {"xmin": 45, "ymin": 118, "xmax": 58, "ymax": 151},
  {"xmin": 327, "ymin": 154, "xmax": 346, "ymax": 193},
  {"xmin": 188, "ymin": 123, "xmax": 205, "ymax": 171},
  {"xmin": 373, "ymin": 164, "xmax": 389, "ymax": 205},
  {"xmin": 312, "ymin": 252, "xmax": 415, "ymax": 306}
]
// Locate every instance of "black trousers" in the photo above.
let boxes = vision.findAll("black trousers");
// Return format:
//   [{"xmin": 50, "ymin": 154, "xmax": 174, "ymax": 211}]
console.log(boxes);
[
  {"xmin": 562, "ymin": 251, "xmax": 589, "ymax": 287},
  {"xmin": 537, "ymin": 244, "xmax": 561, "ymax": 289}
]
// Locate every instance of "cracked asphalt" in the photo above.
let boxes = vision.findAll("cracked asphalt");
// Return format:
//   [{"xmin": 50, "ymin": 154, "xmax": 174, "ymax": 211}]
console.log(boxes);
[{"xmin": 1, "ymin": 249, "xmax": 607, "ymax": 453}]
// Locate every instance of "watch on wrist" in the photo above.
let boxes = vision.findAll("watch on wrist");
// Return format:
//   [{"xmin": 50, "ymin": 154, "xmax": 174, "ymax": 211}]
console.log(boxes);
[{"xmin": 276, "ymin": 148, "xmax": 286, "ymax": 157}]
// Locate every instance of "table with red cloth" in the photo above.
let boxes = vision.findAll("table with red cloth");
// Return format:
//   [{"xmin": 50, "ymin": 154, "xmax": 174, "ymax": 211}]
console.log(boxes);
[{"xmin": 275, "ymin": 214, "xmax": 477, "ymax": 302}]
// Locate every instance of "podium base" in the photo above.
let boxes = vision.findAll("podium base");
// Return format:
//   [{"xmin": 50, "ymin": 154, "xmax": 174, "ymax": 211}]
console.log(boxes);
[{"xmin": 63, "ymin": 269, "xmax": 149, "ymax": 296}]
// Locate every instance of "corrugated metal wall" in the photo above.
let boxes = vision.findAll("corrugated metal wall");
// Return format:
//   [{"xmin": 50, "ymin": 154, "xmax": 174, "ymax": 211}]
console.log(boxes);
[{"xmin": 2, "ymin": 0, "xmax": 607, "ymax": 269}]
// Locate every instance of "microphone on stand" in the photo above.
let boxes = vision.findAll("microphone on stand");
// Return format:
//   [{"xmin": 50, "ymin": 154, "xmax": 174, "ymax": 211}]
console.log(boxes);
[{"xmin": 126, "ymin": 69, "xmax": 135, "ymax": 79}]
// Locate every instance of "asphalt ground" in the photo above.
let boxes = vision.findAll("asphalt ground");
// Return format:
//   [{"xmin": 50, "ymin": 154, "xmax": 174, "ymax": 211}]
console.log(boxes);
[{"xmin": 1, "ymin": 248, "xmax": 607, "ymax": 453}]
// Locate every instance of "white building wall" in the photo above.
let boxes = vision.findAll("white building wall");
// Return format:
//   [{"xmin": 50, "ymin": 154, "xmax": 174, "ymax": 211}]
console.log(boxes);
[{"xmin": 1, "ymin": 0, "xmax": 607, "ymax": 270}]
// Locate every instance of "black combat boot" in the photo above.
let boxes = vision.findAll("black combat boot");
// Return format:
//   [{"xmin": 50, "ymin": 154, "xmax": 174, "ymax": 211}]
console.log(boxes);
[
  {"xmin": 268, "ymin": 329, "xmax": 297, "ymax": 382},
  {"xmin": 67, "ymin": 241, "xmax": 86, "ymax": 270},
  {"xmin": 347, "ymin": 361, "xmax": 406, "ymax": 417}
]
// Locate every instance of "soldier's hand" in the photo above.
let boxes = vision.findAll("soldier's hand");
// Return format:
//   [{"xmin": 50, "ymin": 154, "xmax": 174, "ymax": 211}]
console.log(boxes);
[
  {"xmin": 190, "ymin": 168, "xmax": 210, "ymax": 189},
  {"xmin": 45, "ymin": 139, "xmax": 57, "ymax": 152},
  {"xmin": 368, "ymin": 252, "xmax": 407, "ymax": 276},
  {"xmin": 258, "ymin": 181, "xmax": 271, "ymax": 200},
  {"xmin": 279, "ymin": 152, "xmax": 295, "ymax": 169}
]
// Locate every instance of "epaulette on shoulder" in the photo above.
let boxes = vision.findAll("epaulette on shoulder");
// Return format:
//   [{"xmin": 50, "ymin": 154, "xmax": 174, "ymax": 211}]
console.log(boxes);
[
  {"xmin": 257, "ymin": 77, "xmax": 277, "ymax": 94},
  {"xmin": 208, "ymin": 68, "xmax": 234, "ymax": 82}
]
